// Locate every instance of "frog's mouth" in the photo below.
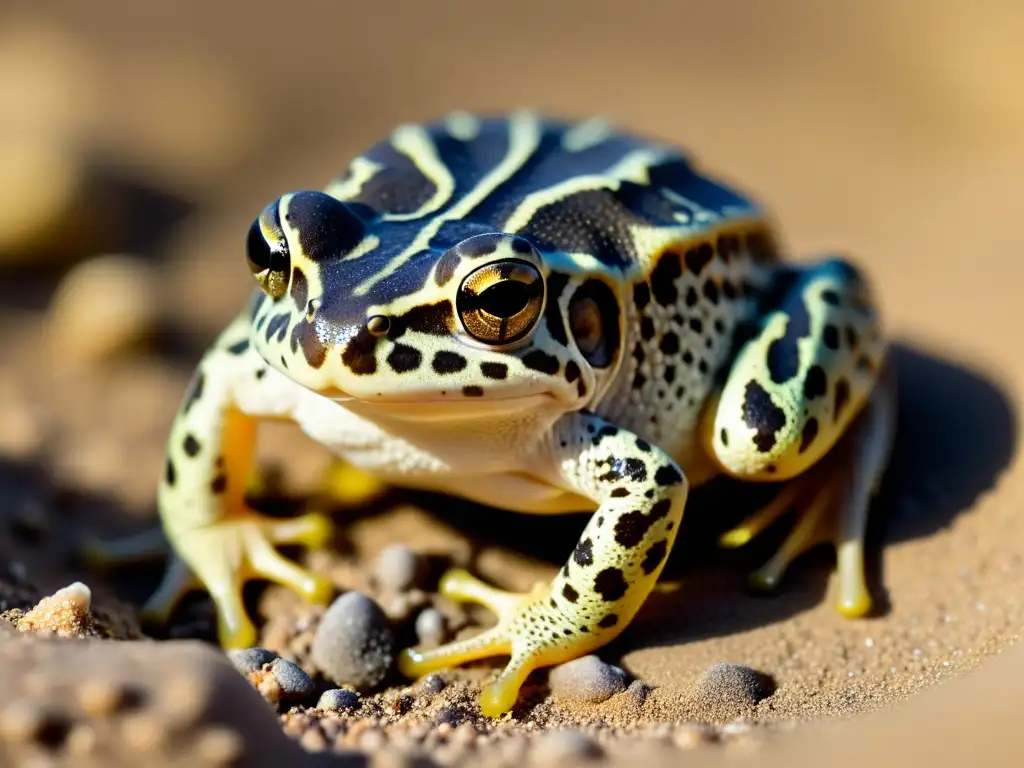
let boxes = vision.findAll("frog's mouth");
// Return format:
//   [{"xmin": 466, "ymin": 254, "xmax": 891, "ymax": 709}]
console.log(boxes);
[{"xmin": 317, "ymin": 387, "xmax": 563, "ymax": 421}]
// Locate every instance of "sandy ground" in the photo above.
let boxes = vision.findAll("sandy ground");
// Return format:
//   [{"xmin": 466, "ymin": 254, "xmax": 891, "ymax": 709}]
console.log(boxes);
[{"xmin": 1, "ymin": 1, "xmax": 1023, "ymax": 766}]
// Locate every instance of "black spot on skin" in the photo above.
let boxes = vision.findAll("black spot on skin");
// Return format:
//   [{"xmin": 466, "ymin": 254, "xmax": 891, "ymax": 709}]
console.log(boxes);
[
  {"xmin": 511, "ymin": 237, "xmax": 535, "ymax": 255},
  {"xmin": 823, "ymin": 324, "xmax": 840, "ymax": 351},
  {"xmin": 226, "ymin": 340, "xmax": 249, "ymax": 356},
  {"xmin": 650, "ymin": 251, "xmax": 682, "ymax": 306},
  {"xmin": 609, "ymin": 487, "xmax": 630, "ymax": 498},
  {"xmin": 685, "ymin": 286, "xmax": 698, "ymax": 307},
  {"xmin": 456, "ymin": 233, "xmax": 500, "ymax": 257},
  {"xmin": 290, "ymin": 267, "xmax": 308, "ymax": 312},
  {"xmin": 255, "ymin": 368, "xmax": 266, "ymax": 380},
  {"xmin": 463, "ymin": 385, "xmax": 484, "ymax": 397},
  {"xmin": 654, "ymin": 465, "xmax": 683, "ymax": 486},
  {"xmin": 544, "ymin": 272, "xmax": 570, "ymax": 346},
  {"xmin": 766, "ymin": 288, "xmax": 814, "ymax": 384},
  {"xmin": 387, "ymin": 343, "xmax": 422, "ymax": 373},
  {"xmin": 834, "ymin": 377, "xmax": 850, "ymax": 422},
  {"xmin": 522, "ymin": 350, "xmax": 560, "ymax": 375},
  {"xmin": 211, "ymin": 473, "xmax": 227, "ymax": 494},
  {"xmin": 183, "ymin": 371, "xmax": 205, "ymax": 414},
  {"xmin": 562, "ymin": 584, "xmax": 579, "ymax": 602},
  {"xmin": 290, "ymin": 318, "xmax": 328, "ymax": 369},
  {"xmin": 640, "ymin": 316, "xmax": 655, "ymax": 340},
  {"xmin": 593, "ymin": 425, "xmax": 619, "ymax": 445},
  {"xmin": 632, "ymin": 343, "xmax": 645, "ymax": 364},
  {"xmin": 636, "ymin": 438, "xmax": 651, "ymax": 452},
  {"xmin": 650, "ymin": 498, "xmax": 672, "ymax": 520},
  {"xmin": 623, "ymin": 458, "xmax": 647, "ymax": 482},
  {"xmin": 664, "ymin": 365, "xmax": 676, "ymax": 384},
  {"xmin": 684, "ymin": 243, "xmax": 713, "ymax": 274},
  {"xmin": 689, "ymin": 317, "xmax": 703, "ymax": 334},
  {"xmin": 822, "ymin": 289, "xmax": 841, "ymax": 306},
  {"xmin": 597, "ymin": 516, "xmax": 604, "ymax": 527},
  {"xmin": 641, "ymin": 539, "xmax": 669, "ymax": 575},
  {"xmin": 265, "ymin": 313, "xmax": 290, "ymax": 344},
  {"xmin": 165, "ymin": 459, "xmax": 176, "ymax": 486},
  {"xmin": 746, "ymin": 230, "xmax": 777, "ymax": 263},
  {"xmin": 698, "ymin": 359, "xmax": 709, "ymax": 374},
  {"xmin": 742, "ymin": 381, "xmax": 787, "ymax": 453},
  {"xmin": 702, "ymin": 280, "xmax": 720, "ymax": 305},
  {"xmin": 593, "ymin": 568, "xmax": 628, "ymax": 602},
  {"xmin": 434, "ymin": 249, "xmax": 462, "ymax": 287},
  {"xmin": 722, "ymin": 280, "xmax": 737, "ymax": 300},
  {"xmin": 632, "ymin": 372, "xmax": 646, "ymax": 390},
  {"xmin": 846, "ymin": 326, "xmax": 859, "ymax": 350},
  {"xmin": 614, "ymin": 510, "xmax": 657, "ymax": 548},
  {"xmin": 574, "ymin": 538, "xmax": 594, "ymax": 567},
  {"xmin": 341, "ymin": 326, "xmax": 379, "ymax": 375},
  {"xmin": 480, "ymin": 361, "xmax": 508, "ymax": 380},
  {"xmin": 182, "ymin": 434, "xmax": 201, "ymax": 457},
  {"xmin": 659, "ymin": 332, "xmax": 680, "ymax": 355},
  {"xmin": 597, "ymin": 614, "xmax": 619, "ymax": 629},
  {"xmin": 804, "ymin": 365, "xmax": 827, "ymax": 399},
  {"xmin": 388, "ymin": 301, "xmax": 454, "ymax": 339},
  {"xmin": 799, "ymin": 417, "xmax": 819, "ymax": 453},
  {"xmin": 633, "ymin": 282, "xmax": 651, "ymax": 310},
  {"xmin": 720, "ymin": 428, "xmax": 729, "ymax": 446},
  {"xmin": 432, "ymin": 350, "xmax": 467, "ymax": 374},
  {"xmin": 286, "ymin": 191, "xmax": 366, "ymax": 261},
  {"xmin": 564, "ymin": 361, "xmax": 580, "ymax": 383}
]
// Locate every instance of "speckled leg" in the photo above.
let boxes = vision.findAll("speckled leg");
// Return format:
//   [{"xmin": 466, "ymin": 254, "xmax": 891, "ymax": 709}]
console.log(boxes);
[
  {"xmin": 89, "ymin": 312, "xmax": 335, "ymax": 648},
  {"xmin": 707, "ymin": 258, "xmax": 894, "ymax": 617},
  {"xmin": 398, "ymin": 410, "xmax": 688, "ymax": 717}
]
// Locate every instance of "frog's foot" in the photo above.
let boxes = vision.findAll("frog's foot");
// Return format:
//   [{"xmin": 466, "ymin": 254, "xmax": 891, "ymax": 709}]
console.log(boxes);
[
  {"xmin": 143, "ymin": 510, "xmax": 335, "ymax": 648},
  {"xmin": 720, "ymin": 365, "xmax": 896, "ymax": 618},
  {"xmin": 398, "ymin": 569, "xmax": 601, "ymax": 718}
]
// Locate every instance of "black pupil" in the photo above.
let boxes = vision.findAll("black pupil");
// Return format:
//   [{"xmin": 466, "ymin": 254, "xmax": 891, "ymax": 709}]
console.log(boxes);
[
  {"xmin": 478, "ymin": 280, "xmax": 534, "ymax": 319},
  {"xmin": 246, "ymin": 220, "xmax": 280, "ymax": 272}
]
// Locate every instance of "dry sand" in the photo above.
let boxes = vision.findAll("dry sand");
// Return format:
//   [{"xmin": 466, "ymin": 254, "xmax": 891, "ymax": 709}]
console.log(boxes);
[{"xmin": 0, "ymin": 1, "xmax": 1022, "ymax": 766}]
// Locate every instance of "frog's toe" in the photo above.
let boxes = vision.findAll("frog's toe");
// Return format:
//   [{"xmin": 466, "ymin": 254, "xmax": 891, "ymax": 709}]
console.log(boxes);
[
  {"xmin": 243, "ymin": 523, "xmax": 334, "ymax": 604},
  {"xmin": 138, "ymin": 554, "xmax": 199, "ymax": 625},
  {"xmin": 399, "ymin": 568, "xmax": 603, "ymax": 717}
]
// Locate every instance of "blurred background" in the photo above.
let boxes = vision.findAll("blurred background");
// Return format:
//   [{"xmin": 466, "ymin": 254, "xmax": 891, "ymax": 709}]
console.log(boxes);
[{"xmin": 0, "ymin": 0, "xmax": 1022, "ymax": 624}]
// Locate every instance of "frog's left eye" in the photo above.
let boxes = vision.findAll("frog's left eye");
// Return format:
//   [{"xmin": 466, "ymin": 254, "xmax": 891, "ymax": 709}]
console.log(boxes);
[
  {"xmin": 246, "ymin": 201, "xmax": 290, "ymax": 299},
  {"xmin": 457, "ymin": 260, "xmax": 544, "ymax": 345}
]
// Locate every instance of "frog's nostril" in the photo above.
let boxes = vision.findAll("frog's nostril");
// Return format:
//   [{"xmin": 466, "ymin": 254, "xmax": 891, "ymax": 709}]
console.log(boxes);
[{"xmin": 366, "ymin": 315, "xmax": 391, "ymax": 337}]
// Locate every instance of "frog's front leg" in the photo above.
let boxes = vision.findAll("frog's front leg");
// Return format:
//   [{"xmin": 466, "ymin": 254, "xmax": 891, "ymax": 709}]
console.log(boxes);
[
  {"xmin": 397, "ymin": 411, "xmax": 688, "ymax": 717},
  {"xmin": 703, "ymin": 257, "xmax": 895, "ymax": 617},
  {"xmin": 100, "ymin": 313, "xmax": 335, "ymax": 648}
]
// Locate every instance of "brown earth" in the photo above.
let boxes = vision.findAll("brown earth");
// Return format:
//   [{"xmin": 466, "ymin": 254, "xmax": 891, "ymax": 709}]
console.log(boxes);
[{"xmin": 0, "ymin": 1, "xmax": 1022, "ymax": 766}]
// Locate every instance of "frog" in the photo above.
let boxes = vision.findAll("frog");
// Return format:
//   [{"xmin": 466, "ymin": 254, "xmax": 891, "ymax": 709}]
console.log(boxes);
[{"xmin": 99, "ymin": 110, "xmax": 896, "ymax": 717}]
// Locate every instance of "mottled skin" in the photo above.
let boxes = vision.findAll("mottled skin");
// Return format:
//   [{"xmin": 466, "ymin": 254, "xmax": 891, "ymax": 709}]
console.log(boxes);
[{"xmin": 99, "ymin": 111, "xmax": 895, "ymax": 717}]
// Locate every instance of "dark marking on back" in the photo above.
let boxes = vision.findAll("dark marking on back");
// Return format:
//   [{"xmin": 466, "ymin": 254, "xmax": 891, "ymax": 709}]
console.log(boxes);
[
  {"xmin": 684, "ymin": 243, "xmax": 713, "ymax": 274},
  {"xmin": 226, "ymin": 339, "xmax": 250, "ymax": 356},
  {"xmin": 654, "ymin": 465, "xmax": 683, "ymax": 487},
  {"xmin": 799, "ymin": 417, "xmax": 819, "ymax": 453},
  {"xmin": 165, "ymin": 458, "xmax": 176, "ymax": 486},
  {"xmin": 609, "ymin": 487, "xmax": 630, "ymax": 498},
  {"xmin": 834, "ymin": 377, "xmax": 850, "ymax": 422},
  {"xmin": 633, "ymin": 282, "xmax": 651, "ymax": 310},
  {"xmin": 650, "ymin": 251, "xmax": 682, "ymax": 306},
  {"xmin": 659, "ymin": 332, "xmax": 680, "ymax": 355},
  {"xmin": 623, "ymin": 458, "xmax": 647, "ymax": 482},
  {"xmin": 614, "ymin": 510, "xmax": 657, "ymax": 548},
  {"xmin": 182, "ymin": 434, "xmax": 201, "ymax": 457},
  {"xmin": 742, "ymin": 380, "xmax": 787, "ymax": 453},
  {"xmin": 597, "ymin": 614, "xmax": 619, "ymax": 629},
  {"xmin": 388, "ymin": 300, "xmax": 454, "ymax": 339},
  {"xmin": 804, "ymin": 365, "xmax": 827, "ymax": 399},
  {"xmin": 593, "ymin": 567, "xmax": 628, "ymax": 602},
  {"xmin": 265, "ymin": 313, "xmax": 290, "ymax": 344},
  {"xmin": 562, "ymin": 584, "xmax": 579, "ymax": 603},
  {"xmin": 766, "ymin": 290, "xmax": 813, "ymax": 384},
  {"xmin": 823, "ymin": 324, "xmax": 840, "ymax": 351}
]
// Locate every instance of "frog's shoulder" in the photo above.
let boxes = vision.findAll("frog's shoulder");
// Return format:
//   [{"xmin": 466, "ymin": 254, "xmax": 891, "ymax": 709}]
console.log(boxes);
[{"xmin": 323, "ymin": 111, "xmax": 768, "ymax": 276}]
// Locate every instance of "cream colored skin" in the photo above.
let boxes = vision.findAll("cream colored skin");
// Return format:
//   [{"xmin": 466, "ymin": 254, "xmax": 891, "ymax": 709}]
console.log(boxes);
[{"xmin": 94, "ymin": 112, "xmax": 896, "ymax": 717}]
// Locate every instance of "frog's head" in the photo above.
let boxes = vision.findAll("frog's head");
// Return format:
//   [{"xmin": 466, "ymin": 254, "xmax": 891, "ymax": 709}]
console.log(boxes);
[{"xmin": 246, "ymin": 190, "xmax": 623, "ymax": 417}]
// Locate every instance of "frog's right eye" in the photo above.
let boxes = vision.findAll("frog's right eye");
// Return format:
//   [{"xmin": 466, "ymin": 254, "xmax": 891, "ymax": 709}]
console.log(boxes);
[{"xmin": 246, "ymin": 201, "xmax": 290, "ymax": 299}]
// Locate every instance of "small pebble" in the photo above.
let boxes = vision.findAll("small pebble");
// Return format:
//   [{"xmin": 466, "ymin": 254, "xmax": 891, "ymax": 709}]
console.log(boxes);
[
  {"xmin": 226, "ymin": 647, "xmax": 278, "ymax": 676},
  {"xmin": 694, "ymin": 662, "xmax": 774, "ymax": 709},
  {"xmin": 434, "ymin": 707, "xmax": 462, "ymax": 726},
  {"xmin": 414, "ymin": 608, "xmax": 447, "ymax": 647},
  {"xmin": 269, "ymin": 658, "xmax": 315, "ymax": 700},
  {"xmin": 420, "ymin": 674, "xmax": 447, "ymax": 696},
  {"xmin": 317, "ymin": 689, "xmax": 361, "ymax": 712},
  {"xmin": 374, "ymin": 544, "xmax": 423, "ymax": 592},
  {"xmin": 18, "ymin": 582, "xmax": 92, "ymax": 637},
  {"xmin": 548, "ymin": 655, "xmax": 628, "ymax": 704},
  {"xmin": 311, "ymin": 591, "xmax": 396, "ymax": 691},
  {"xmin": 532, "ymin": 729, "xmax": 602, "ymax": 764}
]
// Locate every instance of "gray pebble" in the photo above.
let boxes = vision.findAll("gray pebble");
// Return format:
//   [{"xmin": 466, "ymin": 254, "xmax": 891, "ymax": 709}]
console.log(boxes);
[
  {"xmin": 548, "ymin": 654, "xmax": 628, "ymax": 704},
  {"xmin": 532, "ymin": 729, "xmax": 602, "ymax": 764},
  {"xmin": 421, "ymin": 674, "xmax": 447, "ymax": 696},
  {"xmin": 694, "ymin": 662, "xmax": 774, "ymax": 711},
  {"xmin": 269, "ymin": 657, "xmax": 315, "ymax": 700},
  {"xmin": 311, "ymin": 591, "xmax": 396, "ymax": 691},
  {"xmin": 226, "ymin": 647, "xmax": 278, "ymax": 675},
  {"xmin": 414, "ymin": 608, "xmax": 446, "ymax": 647},
  {"xmin": 373, "ymin": 544, "xmax": 422, "ymax": 592},
  {"xmin": 434, "ymin": 707, "xmax": 462, "ymax": 726},
  {"xmin": 317, "ymin": 688, "xmax": 361, "ymax": 712}
]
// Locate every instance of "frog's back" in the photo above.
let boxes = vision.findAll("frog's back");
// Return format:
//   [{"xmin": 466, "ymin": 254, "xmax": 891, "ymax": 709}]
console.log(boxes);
[{"xmin": 324, "ymin": 111, "xmax": 781, "ymax": 467}]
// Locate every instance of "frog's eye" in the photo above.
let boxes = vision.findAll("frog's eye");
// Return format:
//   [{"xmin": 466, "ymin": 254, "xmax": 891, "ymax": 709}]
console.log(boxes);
[
  {"xmin": 457, "ymin": 260, "xmax": 544, "ymax": 345},
  {"xmin": 246, "ymin": 201, "xmax": 290, "ymax": 299},
  {"xmin": 568, "ymin": 279, "xmax": 620, "ymax": 368}
]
